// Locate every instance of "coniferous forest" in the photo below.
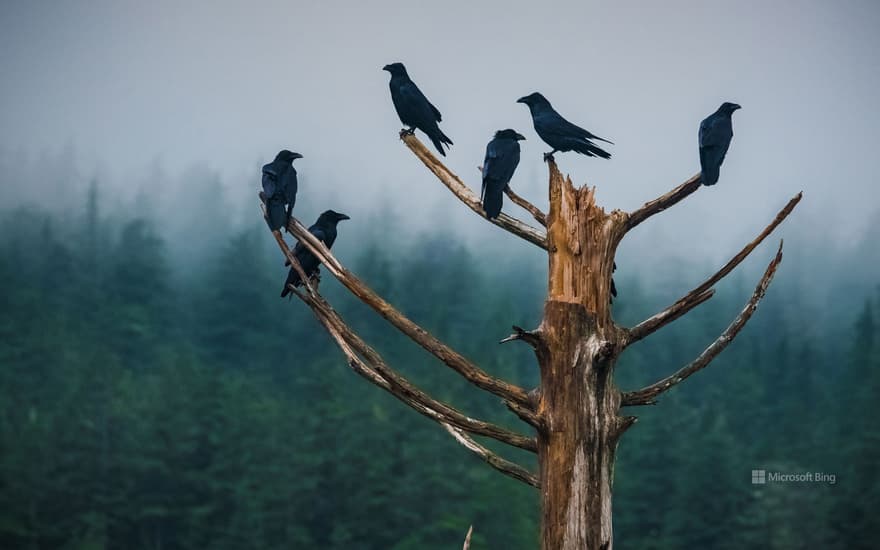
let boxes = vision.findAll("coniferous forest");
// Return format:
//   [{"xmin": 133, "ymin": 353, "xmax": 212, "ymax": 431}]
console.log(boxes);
[{"xmin": 1, "ymin": 180, "xmax": 878, "ymax": 550}]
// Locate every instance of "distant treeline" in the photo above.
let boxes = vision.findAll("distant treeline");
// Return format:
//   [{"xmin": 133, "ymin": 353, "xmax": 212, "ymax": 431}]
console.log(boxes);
[{"xmin": 0, "ymin": 185, "xmax": 877, "ymax": 549}]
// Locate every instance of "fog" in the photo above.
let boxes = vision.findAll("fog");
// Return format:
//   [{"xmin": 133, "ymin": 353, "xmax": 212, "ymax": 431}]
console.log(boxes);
[
  {"xmin": 1, "ymin": 7, "xmax": 878, "ymax": 545},
  {"xmin": 1, "ymin": 0, "xmax": 878, "ymax": 267}
]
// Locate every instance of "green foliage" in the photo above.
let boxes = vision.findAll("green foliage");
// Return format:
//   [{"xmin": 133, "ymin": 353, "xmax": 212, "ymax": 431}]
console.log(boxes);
[{"xmin": 0, "ymin": 195, "xmax": 876, "ymax": 549}]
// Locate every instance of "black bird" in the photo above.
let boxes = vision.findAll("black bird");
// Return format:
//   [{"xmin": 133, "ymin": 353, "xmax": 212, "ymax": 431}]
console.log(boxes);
[
  {"xmin": 611, "ymin": 262, "xmax": 617, "ymax": 303},
  {"xmin": 262, "ymin": 150, "xmax": 302, "ymax": 231},
  {"xmin": 280, "ymin": 210, "xmax": 350, "ymax": 297},
  {"xmin": 517, "ymin": 92, "xmax": 612, "ymax": 161},
  {"xmin": 383, "ymin": 62, "xmax": 453, "ymax": 156},
  {"xmin": 699, "ymin": 102, "xmax": 741, "ymax": 186},
  {"xmin": 481, "ymin": 129, "xmax": 526, "ymax": 219}
]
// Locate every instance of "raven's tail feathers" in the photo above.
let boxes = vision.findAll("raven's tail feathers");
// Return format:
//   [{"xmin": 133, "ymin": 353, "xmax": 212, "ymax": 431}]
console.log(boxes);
[
  {"xmin": 482, "ymin": 182, "xmax": 504, "ymax": 220},
  {"xmin": 575, "ymin": 140, "xmax": 611, "ymax": 159},
  {"xmin": 265, "ymin": 200, "xmax": 288, "ymax": 231},
  {"xmin": 428, "ymin": 134, "xmax": 446, "ymax": 156},
  {"xmin": 428, "ymin": 128, "xmax": 453, "ymax": 156},
  {"xmin": 701, "ymin": 167, "xmax": 720, "ymax": 186},
  {"xmin": 566, "ymin": 134, "xmax": 612, "ymax": 158},
  {"xmin": 439, "ymin": 128, "xmax": 453, "ymax": 146},
  {"xmin": 280, "ymin": 269, "xmax": 300, "ymax": 298}
]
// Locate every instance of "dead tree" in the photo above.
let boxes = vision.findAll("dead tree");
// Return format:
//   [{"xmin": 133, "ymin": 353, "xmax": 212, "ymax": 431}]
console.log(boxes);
[{"xmin": 263, "ymin": 131, "xmax": 801, "ymax": 549}]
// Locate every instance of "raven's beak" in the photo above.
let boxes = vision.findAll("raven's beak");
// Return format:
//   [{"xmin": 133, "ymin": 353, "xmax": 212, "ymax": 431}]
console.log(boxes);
[
  {"xmin": 292, "ymin": 152, "xmax": 303, "ymax": 160},
  {"xmin": 732, "ymin": 104, "xmax": 742, "ymax": 111},
  {"xmin": 338, "ymin": 213, "xmax": 351, "ymax": 221},
  {"xmin": 382, "ymin": 64, "xmax": 391, "ymax": 72},
  {"xmin": 515, "ymin": 133, "xmax": 526, "ymax": 141},
  {"xmin": 516, "ymin": 96, "xmax": 527, "ymax": 104}
]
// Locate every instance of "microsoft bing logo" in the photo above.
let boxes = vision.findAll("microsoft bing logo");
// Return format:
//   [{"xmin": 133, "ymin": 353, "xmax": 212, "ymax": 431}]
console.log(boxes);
[{"xmin": 749, "ymin": 468, "xmax": 836, "ymax": 485}]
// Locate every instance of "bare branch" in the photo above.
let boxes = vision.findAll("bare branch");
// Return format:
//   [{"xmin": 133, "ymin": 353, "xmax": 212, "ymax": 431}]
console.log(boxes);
[
  {"xmin": 625, "ymin": 173, "xmax": 702, "ymax": 231},
  {"xmin": 295, "ymin": 289, "xmax": 538, "ymax": 452},
  {"xmin": 624, "ymin": 192, "xmax": 802, "ymax": 346},
  {"xmin": 612, "ymin": 416, "xmax": 638, "ymax": 439},
  {"xmin": 499, "ymin": 325, "xmax": 551, "ymax": 371},
  {"xmin": 622, "ymin": 242, "xmax": 784, "ymax": 406},
  {"xmin": 401, "ymin": 132, "xmax": 548, "ymax": 249},
  {"xmin": 625, "ymin": 289, "xmax": 715, "ymax": 346},
  {"xmin": 504, "ymin": 399, "xmax": 545, "ymax": 432},
  {"xmin": 299, "ymin": 301, "xmax": 540, "ymax": 487},
  {"xmin": 675, "ymin": 192, "xmax": 800, "ymax": 299},
  {"xmin": 462, "ymin": 525, "xmax": 473, "ymax": 550},
  {"xmin": 505, "ymin": 186, "xmax": 547, "ymax": 227},
  {"xmin": 291, "ymin": 290, "xmax": 539, "ymax": 484},
  {"xmin": 499, "ymin": 325, "xmax": 541, "ymax": 347},
  {"xmin": 441, "ymin": 423, "xmax": 540, "ymax": 488},
  {"xmin": 284, "ymin": 215, "xmax": 533, "ymax": 407}
]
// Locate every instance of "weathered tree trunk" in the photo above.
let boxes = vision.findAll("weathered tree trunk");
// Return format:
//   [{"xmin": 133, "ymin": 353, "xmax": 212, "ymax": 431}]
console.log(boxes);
[
  {"xmin": 275, "ymin": 133, "xmax": 798, "ymax": 550},
  {"xmin": 537, "ymin": 163, "xmax": 629, "ymax": 550}
]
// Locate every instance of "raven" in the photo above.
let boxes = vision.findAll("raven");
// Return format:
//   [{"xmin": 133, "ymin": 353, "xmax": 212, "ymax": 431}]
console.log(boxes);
[
  {"xmin": 383, "ymin": 62, "xmax": 453, "ymax": 156},
  {"xmin": 481, "ymin": 129, "xmax": 526, "ymax": 219},
  {"xmin": 262, "ymin": 150, "xmax": 302, "ymax": 231},
  {"xmin": 517, "ymin": 92, "xmax": 612, "ymax": 161},
  {"xmin": 699, "ymin": 102, "xmax": 741, "ymax": 186},
  {"xmin": 611, "ymin": 262, "xmax": 617, "ymax": 303},
  {"xmin": 280, "ymin": 210, "xmax": 350, "ymax": 297}
]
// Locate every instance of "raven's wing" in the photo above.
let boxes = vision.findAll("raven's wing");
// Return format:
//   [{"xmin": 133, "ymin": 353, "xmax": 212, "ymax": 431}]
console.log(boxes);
[
  {"xmin": 481, "ymin": 142, "xmax": 504, "ymax": 218},
  {"xmin": 262, "ymin": 163, "xmax": 279, "ymax": 197},
  {"xmin": 286, "ymin": 226, "xmax": 326, "ymax": 271},
  {"xmin": 398, "ymin": 80, "xmax": 443, "ymax": 125},
  {"xmin": 699, "ymin": 114, "xmax": 733, "ymax": 185},
  {"xmin": 537, "ymin": 111, "xmax": 611, "ymax": 158},
  {"xmin": 265, "ymin": 196, "xmax": 287, "ymax": 231},
  {"xmin": 282, "ymin": 225, "xmax": 329, "ymax": 296},
  {"xmin": 405, "ymin": 77, "xmax": 443, "ymax": 122},
  {"xmin": 289, "ymin": 238, "xmax": 306, "ymax": 261},
  {"xmin": 481, "ymin": 138, "xmax": 499, "ymax": 180},
  {"xmin": 699, "ymin": 114, "xmax": 732, "ymax": 148},
  {"xmin": 482, "ymin": 139, "xmax": 521, "ymax": 218},
  {"xmin": 549, "ymin": 111, "xmax": 612, "ymax": 145},
  {"xmin": 282, "ymin": 167, "xmax": 298, "ymax": 207},
  {"xmin": 427, "ymin": 98, "xmax": 442, "ymax": 122},
  {"xmin": 481, "ymin": 138, "xmax": 501, "ymax": 202},
  {"xmin": 484, "ymin": 139, "xmax": 520, "ymax": 183},
  {"xmin": 290, "ymin": 225, "xmax": 327, "ymax": 257},
  {"xmin": 311, "ymin": 225, "xmax": 328, "ymax": 244}
]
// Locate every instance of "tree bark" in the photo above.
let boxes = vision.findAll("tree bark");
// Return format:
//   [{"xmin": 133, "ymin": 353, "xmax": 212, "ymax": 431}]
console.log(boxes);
[{"xmin": 537, "ymin": 162, "xmax": 628, "ymax": 550}]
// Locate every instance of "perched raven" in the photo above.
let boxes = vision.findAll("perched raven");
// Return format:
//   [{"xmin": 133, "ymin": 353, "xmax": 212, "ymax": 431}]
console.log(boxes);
[
  {"xmin": 481, "ymin": 129, "xmax": 526, "ymax": 219},
  {"xmin": 517, "ymin": 92, "xmax": 612, "ymax": 161},
  {"xmin": 699, "ymin": 102, "xmax": 741, "ymax": 186},
  {"xmin": 280, "ymin": 210, "xmax": 350, "ymax": 297},
  {"xmin": 262, "ymin": 150, "xmax": 302, "ymax": 231},
  {"xmin": 611, "ymin": 262, "xmax": 617, "ymax": 303},
  {"xmin": 383, "ymin": 62, "xmax": 453, "ymax": 156}
]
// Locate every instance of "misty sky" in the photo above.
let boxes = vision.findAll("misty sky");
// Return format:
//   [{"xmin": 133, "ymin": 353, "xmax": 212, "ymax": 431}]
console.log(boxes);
[{"xmin": 1, "ymin": 0, "xmax": 878, "ymax": 264}]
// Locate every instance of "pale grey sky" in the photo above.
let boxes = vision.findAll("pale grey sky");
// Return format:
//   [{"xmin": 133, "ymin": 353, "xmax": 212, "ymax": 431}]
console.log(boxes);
[{"xmin": 1, "ymin": 0, "xmax": 878, "ymax": 262}]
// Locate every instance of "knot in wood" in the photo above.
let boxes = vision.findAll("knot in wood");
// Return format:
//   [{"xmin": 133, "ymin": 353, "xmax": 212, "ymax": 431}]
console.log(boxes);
[{"xmin": 597, "ymin": 341, "xmax": 615, "ymax": 359}]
